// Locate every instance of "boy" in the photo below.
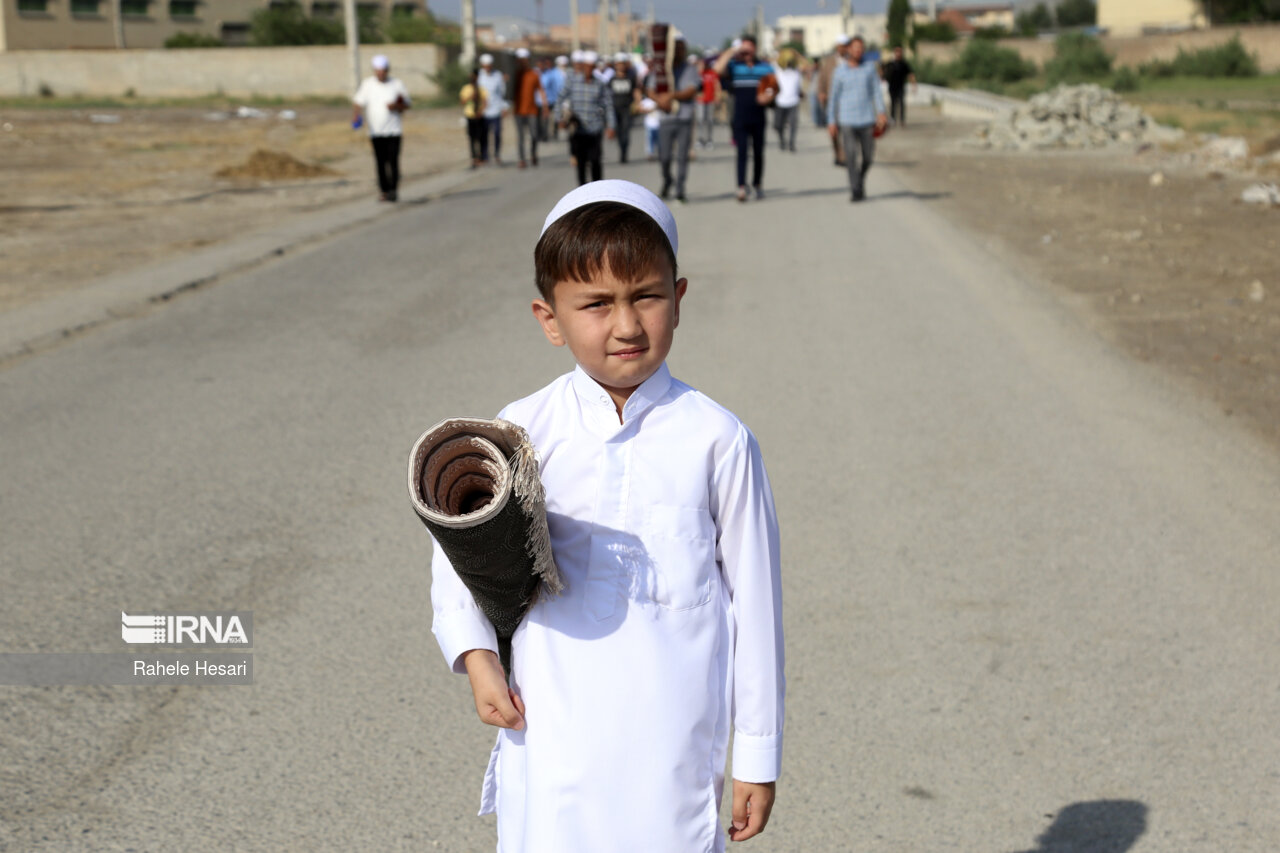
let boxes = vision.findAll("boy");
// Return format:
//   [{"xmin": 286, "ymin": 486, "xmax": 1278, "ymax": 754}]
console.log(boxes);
[{"xmin": 430, "ymin": 180, "xmax": 785, "ymax": 852}]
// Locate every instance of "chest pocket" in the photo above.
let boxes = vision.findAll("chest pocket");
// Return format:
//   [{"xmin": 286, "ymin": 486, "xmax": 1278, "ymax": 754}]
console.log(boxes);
[{"xmin": 643, "ymin": 504, "xmax": 717, "ymax": 611}]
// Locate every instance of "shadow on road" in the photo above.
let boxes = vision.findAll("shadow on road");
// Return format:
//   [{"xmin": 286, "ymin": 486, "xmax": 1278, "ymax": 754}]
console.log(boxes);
[{"xmin": 1011, "ymin": 800, "xmax": 1147, "ymax": 853}]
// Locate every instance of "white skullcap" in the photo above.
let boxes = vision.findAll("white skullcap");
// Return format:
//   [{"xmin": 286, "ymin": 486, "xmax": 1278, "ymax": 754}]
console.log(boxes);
[
  {"xmin": 479, "ymin": 53, "xmax": 494, "ymax": 64},
  {"xmin": 556, "ymin": 55, "xmax": 569, "ymax": 65},
  {"xmin": 583, "ymin": 50, "xmax": 599, "ymax": 64},
  {"xmin": 570, "ymin": 49, "xmax": 585, "ymax": 63},
  {"xmin": 371, "ymin": 54, "xmax": 389, "ymax": 70},
  {"xmin": 835, "ymin": 34, "xmax": 851, "ymax": 46},
  {"xmin": 614, "ymin": 51, "xmax": 629, "ymax": 62},
  {"xmin": 515, "ymin": 47, "xmax": 530, "ymax": 58},
  {"xmin": 540, "ymin": 180, "xmax": 678, "ymax": 256}
]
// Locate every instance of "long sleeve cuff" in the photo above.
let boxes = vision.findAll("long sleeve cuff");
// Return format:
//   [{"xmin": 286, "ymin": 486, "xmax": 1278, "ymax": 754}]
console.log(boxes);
[
  {"xmin": 432, "ymin": 607, "xmax": 498, "ymax": 674},
  {"xmin": 731, "ymin": 730, "xmax": 782, "ymax": 783}
]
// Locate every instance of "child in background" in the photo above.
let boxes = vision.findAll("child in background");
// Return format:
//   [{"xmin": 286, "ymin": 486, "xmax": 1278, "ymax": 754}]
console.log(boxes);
[{"xmin": 640, "ymin": 96, "xmax": 661, "ymax": 160}]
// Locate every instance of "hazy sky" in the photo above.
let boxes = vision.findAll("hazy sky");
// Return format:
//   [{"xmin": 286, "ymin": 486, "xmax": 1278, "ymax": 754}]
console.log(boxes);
[{"xmin": 440, "ymin": 1, "xmax": 896, "ymax": 48}]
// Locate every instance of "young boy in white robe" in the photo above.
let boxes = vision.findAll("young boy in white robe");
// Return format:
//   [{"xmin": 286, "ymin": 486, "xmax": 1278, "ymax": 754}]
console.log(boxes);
[{"xmin": 430, "ymin": 180, "xmax": 785, "ymax": 852}]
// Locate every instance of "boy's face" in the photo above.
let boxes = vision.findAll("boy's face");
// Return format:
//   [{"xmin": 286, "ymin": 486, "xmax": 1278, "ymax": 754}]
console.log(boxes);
[{"xmin": 532, "ymin": 256, "xmax": 686, "ymax": 412}]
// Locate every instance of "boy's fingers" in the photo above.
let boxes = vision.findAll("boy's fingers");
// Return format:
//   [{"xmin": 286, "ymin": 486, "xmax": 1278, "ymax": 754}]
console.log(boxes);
[
  {"xmin": 727, "ymin": 783, "xmax": 775, "ymax": 842},
  {"xmin": 509, "ymin": 688, "xmax": 527, "ymax": 718}
]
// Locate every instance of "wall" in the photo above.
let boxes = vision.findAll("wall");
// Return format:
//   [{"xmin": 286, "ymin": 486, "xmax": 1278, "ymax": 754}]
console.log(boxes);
[
  {"xmin": 1098, "ymin": 0, "xmax": 1206, "ymax": 37},
  {"xmin": 2, "ymin": 0, "xmax": 264, "ymax": 51},
  {"xmin": 916, "ymin": 24, "xmax": 1280, "ymax": 73},
  {"xmin": 0, "ymin": 43, "xmax": 448, "ymax": 96}
]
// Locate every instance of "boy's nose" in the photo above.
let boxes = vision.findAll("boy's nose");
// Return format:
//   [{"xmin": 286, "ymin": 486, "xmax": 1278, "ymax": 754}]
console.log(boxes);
[{"xmin": 613, "ymin": 306, "xmax": 643, "ymax": 338}]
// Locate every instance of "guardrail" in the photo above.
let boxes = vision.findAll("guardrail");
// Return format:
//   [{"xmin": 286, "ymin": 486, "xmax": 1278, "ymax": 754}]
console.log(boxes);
[{"xmin": 912, "ymin": 83, "xmax": 1024, "ymax": 120}]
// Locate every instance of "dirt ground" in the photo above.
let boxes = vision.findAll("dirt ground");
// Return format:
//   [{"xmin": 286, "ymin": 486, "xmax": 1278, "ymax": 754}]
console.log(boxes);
[
  {"xmin": 881, "ymin": 110, "xmax": 1279, "ymax": 450},
  {"xmin": 1, "ymin": 101, "xmax": 1276, "ymax": 450},
  {"xmin": 0, "ymin": 103, "xmax": 469, "ymax": 311}
]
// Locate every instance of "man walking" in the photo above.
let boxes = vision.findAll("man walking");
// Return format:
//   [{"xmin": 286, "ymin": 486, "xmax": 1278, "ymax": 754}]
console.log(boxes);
[
  {"xmin": 695, "ymin": 53, "xmax": 720, "ymax": 149},
  {"xmin": 816, "ymin": 34, "xmax": 849, "ymax": 165},
  {"xmin": 609, "ymin": 53, "xmax": 639, "ymax": 163},
  {"xmin": 512, "ymin": 48, "xmax": 545, "ymax": 168},
  {"xmin": 882, "ymin": 45, "xmax": 917, "ymax": 127},
  {"xmin": 541, "ymin": 56, "xmax": 568, "ymax": 141},
  {"xmin": 645, "ymin": 37, "xmax": 699, "ymax": 202},
  {"xmin": 714, "ymin": 34, "xmax": 776, "ymax": 202},
  {"xmin": 557, "ymin": 51, "xmax": 616, "ymax": 185},
  {"xmin": 477, "ymin": 54, "xmax": 507, "ymax": 165},
  {"xmin": 351, "ymin": 54, "xmax": 410, "ymax": 202},
  {"xmin": 827, "ymin": 36, "xmax": 887, "ymax": 202}
]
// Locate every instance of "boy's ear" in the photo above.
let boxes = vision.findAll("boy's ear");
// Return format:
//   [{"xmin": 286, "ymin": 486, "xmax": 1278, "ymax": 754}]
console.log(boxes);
[
  {"xmin": 531, "ymin": 298, "xmax": 566, "ymax": 347},
  {"xmin": 673, "ymin": 278, "xmax": 688, "ymax": 328}
]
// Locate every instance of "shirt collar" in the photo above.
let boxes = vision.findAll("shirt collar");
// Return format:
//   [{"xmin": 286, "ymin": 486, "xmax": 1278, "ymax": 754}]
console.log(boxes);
[{"xmin": 571, "ymin": 362, "xmax": 672, "ymax": 422}]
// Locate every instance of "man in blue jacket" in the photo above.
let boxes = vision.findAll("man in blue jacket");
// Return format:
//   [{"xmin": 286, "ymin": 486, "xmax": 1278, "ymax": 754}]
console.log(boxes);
[{"xmin": 826, "ymin": 36, "xmax": 887, "ymax": 202}]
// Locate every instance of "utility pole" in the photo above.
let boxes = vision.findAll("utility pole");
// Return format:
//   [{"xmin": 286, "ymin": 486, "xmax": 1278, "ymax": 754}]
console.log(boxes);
[
  {"xmin": 622, "ymin": 0, "xmax": 631, "ymax": 51},
  {"xmin": 928, "ymin": 0, "xmax": 937, "ymax": 22},
  {"xmin": 755, "ymin": 3, "xmax": 764, "ymax": 43},
  {"xmin": 598, "ymin": 0, "xmax": 611, "ymax": 56},
  {"xmin": 113, "ymin": 0, "xmax": 126, "ymax": 48},
  {"xmin": 841, "ymin": 0, "xmax": 851, "ymax": 37},
  {"xmin": 570, "ymin": 0, "xmax": 581, "ymax": 53},
  {"xmin": 343, "ymin": 0, "xmax": 360, "ymax": 93},
  {"xmin": 461, "ymin": 0, "xmax": 476, "ymax": 67}
]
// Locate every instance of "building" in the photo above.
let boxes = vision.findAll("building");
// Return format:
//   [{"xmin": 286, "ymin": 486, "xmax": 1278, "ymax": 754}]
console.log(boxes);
[
  {"xmin": 1097, "ymin": 0, "xmax": 1207, "ymax": 36},
  {"xmin": 475, "ymin": 14, "xmax": 543, "ymax": 46},
  {"xmin": 773, "ymin": 12, "xmax": 887, "ymax": 57},
  {"xmin": 1, "ymin": 0, "xmax": 428, "ymax": 51},
  {"xmin": 933, "ymin": 3, "xmax": 1015, "ymax": 34}
]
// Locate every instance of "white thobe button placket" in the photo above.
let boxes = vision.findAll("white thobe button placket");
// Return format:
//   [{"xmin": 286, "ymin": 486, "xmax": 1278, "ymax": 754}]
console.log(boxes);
[{"xmin": 585, "ymin": 427, "xmax": 632, "ymax": 621}]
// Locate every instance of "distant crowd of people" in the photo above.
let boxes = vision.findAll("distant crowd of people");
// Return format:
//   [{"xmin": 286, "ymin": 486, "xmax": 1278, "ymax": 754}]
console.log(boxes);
[{"xmin": 350, "ymin": 33, "xmax": 919, "ymax": 205}]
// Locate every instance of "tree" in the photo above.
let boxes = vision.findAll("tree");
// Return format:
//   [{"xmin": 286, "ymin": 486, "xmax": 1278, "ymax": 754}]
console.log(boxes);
[
  {"xmin": 1201, "ymin": 0, "xmax": 1280, "ymax": 23},
  {"xmin": 886, "ymin": 0, "xmax": 911, "ymax": 49},
  {"xmin": 249, "ymin": 1, "xmax": 343, "ymax": 46},
  {"xmin": 1054, "ymin": 0, "xmax": 1096, "ymax": 27},
  {"xmin": 1015, "ymin": 2, "xmax": 1055, "ymax": 35}
]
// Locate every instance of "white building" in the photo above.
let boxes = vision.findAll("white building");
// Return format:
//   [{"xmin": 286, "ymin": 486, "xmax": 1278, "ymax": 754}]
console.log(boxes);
[{"xmin": 774, "ymin": 12, "xmax": 887, "ymax": 57}]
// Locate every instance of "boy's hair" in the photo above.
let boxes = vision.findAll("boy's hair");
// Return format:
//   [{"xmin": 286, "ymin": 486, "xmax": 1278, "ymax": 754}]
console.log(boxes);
[{"xmin": 534, "ymin": 202, "xmax": 678, "ymax": 302}]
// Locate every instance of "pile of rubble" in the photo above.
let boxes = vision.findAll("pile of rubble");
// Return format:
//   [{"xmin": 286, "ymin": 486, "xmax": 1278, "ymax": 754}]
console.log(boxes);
[{"xmin": 973, "ymin": 84, "xmax": 1184, "ymax": 151}]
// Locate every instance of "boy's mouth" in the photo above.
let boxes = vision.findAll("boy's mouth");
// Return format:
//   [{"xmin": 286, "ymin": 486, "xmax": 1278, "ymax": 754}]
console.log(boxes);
[{"xmin": 610, "ymin": 347, "xmax": 648, "ymax": 360}]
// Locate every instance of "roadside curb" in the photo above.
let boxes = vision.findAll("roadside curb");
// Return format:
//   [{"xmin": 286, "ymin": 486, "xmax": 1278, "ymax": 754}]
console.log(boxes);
[{"xmin": 0, "ymin": 163, "xmax": 485, "ymax": 365}]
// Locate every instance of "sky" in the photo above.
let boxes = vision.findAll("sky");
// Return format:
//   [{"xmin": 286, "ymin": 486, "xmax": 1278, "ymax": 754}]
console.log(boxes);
[{"xmin": 439, "ymin": 1, "xmax": 901, "ymax": 49}]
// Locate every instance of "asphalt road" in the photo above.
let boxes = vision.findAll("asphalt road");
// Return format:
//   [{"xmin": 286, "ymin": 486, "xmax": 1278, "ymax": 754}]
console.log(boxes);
[{"xmin": 2, "ymin": 126, "xmax": 1278, "ymax": 852}]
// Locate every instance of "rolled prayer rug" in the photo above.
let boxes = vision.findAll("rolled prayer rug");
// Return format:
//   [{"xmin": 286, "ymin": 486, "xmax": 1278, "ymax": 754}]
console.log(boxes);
[{"xmin": 408, "ymin": 417, "xmax": 562, "ymax": 675}]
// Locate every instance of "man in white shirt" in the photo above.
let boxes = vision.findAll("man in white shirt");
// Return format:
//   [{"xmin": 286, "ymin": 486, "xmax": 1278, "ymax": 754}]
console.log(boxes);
[
  {"xmin": 352, "ymin": 54, "xmax": 411, "ymax": 201},
  {"xmin": 477, "ymin": 53, "xmax": 508, "ymax": 165},
  {"xmin": 429, "ymin": 180, "xmax": 785, "ymax": 852}
]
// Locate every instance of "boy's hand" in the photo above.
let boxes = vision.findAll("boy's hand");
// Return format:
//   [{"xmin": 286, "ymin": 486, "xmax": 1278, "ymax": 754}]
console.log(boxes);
[
  {"xmin": 727, "ymin": 780, "xmax": 775, "ymax": 842},
  {"xmin": 462, "ymin": 649, "xmax": 525, "ymax": 730}
]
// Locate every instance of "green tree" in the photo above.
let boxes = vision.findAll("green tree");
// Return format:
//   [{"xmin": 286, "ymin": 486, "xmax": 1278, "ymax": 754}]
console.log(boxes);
[
  {"xmin": 913, "ymin": 20, "xmax": 957, "ymax": 42},
  {"xmin": 1201, "ymin": 0, "xmax": 1280, "ymax": 23},
  {"xmin": 249, "ymin": 1, "xmax": 343, "ymax": 46},
  {"xmin": 1015, "ymin": 2, "xmax": 1055, "ymax": 35},
  {"xmin": 1054, "ymin": 0, "xmax": 1097, "ymax": 27},
  {"xmin": 886, "ymin": 0, "xmax": 911, "ymax": 48}
]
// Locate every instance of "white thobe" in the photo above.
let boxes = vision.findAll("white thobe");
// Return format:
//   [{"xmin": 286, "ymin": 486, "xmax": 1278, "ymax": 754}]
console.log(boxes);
[{"xmin": 430, "ymin": 363, "xmax": 785, "ymax": 853}]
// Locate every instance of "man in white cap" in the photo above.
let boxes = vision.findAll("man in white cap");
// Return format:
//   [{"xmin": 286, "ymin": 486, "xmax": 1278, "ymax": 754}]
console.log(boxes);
[
  {"xmin": 557, "ymin": 50, "xmax": 616, "ymax": 184},
  {"xmin": 539, "ymin": 56, "xmax": 567, "ymax": 142},
  {"xmin": 477, "ymin": 53, "xmax": 508, "ymax": 165},
  {"xmin": 351, "ymin": 54, "xmax": 411, "ymax": 201},
  {"xmin": 608, "ymin": 52, "xmax": 639, "ymax": 164},
  {"xmin": 511, "ymin": 48, "xmax": 546, "ymax": 168}
]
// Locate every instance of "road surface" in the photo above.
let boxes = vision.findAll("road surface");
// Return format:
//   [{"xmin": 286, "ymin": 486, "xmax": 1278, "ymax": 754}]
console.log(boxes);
[{"xmin": 2, "ymin": 128, "xmax": 1278, "ymax": 852}]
